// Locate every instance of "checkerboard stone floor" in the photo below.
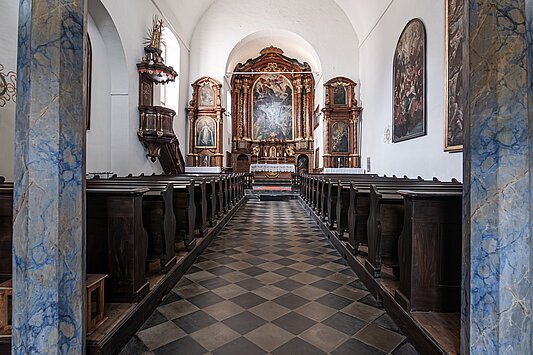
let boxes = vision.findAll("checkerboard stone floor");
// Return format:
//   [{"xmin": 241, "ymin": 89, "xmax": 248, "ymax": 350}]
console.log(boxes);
[{"xmin": 121, "ymin": 200, "xmax": 418, "ymax": 355}]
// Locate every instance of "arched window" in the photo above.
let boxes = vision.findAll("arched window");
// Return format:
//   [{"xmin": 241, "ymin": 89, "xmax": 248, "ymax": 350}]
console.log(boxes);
[{"xmin": 159, "ymin": 27, "xmax": 180, "ymax": 111}]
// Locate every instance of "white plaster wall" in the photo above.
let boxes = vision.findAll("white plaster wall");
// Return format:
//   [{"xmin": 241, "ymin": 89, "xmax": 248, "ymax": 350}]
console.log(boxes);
[
  {"xmin": 86, "ymin": 15, "xmax": 112, "ymax": 174},
  {"xmin": 188, "ymin": 0, "xmax": 360, "ymax": 164},
  {"xmin": 0, "ymin": 1, "xmax": 19, "ymax": 181},
  {"xmin": 358, "ymin": 0, "xmax": 463, "ymax": 181}
]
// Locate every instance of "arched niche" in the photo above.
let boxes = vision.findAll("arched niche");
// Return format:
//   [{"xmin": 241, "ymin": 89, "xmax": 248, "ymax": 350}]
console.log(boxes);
[{"xmin": 86, "ymin": 0, "xmax": 128, "ymax": 174}]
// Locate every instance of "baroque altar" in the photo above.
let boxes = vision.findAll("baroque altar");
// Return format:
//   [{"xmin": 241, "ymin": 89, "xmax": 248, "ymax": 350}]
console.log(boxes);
[{"xmin": 230, "ymin": 46, "xmax": 315, "ymax": 176}]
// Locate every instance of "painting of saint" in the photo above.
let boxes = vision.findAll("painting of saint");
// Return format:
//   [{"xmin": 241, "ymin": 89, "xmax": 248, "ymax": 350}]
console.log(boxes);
[
  {"xmin": 199, "ymin": 85, "xmax": 215, "ymax": 106},
  {"xmin": 252, "ymin": 74, "xmax": 293, "ymax": 140},
  {"xmin": 445, "ymin": 0, "xmax": 465, "ymax": 151},
  {"xmin": 393, "ymin": 19, "xmax": 426, "ymax": 143},
  {"xmin": 332, "ymin": 121, "xmax": 349, "ymax": 153},
  {"xmin": 196, "ymin": 116, "xmax": 216, "ymax": 148},
  {"xmin": 333, "ymin": 85, "xmax": 346, "ymax": 105}
]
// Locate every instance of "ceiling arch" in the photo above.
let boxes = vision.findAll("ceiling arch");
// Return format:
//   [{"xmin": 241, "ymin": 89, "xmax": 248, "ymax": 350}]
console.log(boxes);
[
  {"xmin": 225, "ymin": 30, "xmax": 322, "ymax": 80},
  {"xmin": 153, "ymin": 0, "xmax": 393, "ymax": 47}
]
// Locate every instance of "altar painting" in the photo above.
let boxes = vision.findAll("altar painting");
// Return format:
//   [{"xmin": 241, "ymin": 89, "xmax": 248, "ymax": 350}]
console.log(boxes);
[
  {"xmin": 252, "ymin": 74, "xmax": 293, "ymax": 140},
  {"xmin": 393, "ymin": 19, "xmax": 426, "ymax": 143},
  {"xmin": 332, "ymin": 121, "xmax": 349, "ymax": 153},
  {"xmin": 199, "ymin": 85, "xmax": 215, "ymax": 106},
  {"xmin": 195, "ymin": 116, "xmax": 217, "ymax": 148}
]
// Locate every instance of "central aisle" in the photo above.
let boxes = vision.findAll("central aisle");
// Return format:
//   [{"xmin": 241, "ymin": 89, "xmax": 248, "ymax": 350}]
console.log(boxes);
[{"xmin": 122, "ymin": 200, "xmax": 417, "ymax": 355}]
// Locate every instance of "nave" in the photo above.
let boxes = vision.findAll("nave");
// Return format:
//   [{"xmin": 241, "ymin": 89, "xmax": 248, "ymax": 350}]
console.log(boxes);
[{"xmin": 121, "ymin": 200, "xmax": 415, "ymax": 355}]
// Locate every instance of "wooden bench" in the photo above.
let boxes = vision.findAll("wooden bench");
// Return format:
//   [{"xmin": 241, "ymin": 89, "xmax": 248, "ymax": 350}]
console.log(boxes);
[
  {"xmin": 106, "ymin": 177, "xmax": 201, "ymax": 248},
  {"xmin": 395, "ymin": 190, "xmax": 462, "ymax": 312},
  {"xmin": 87, "ymin": 181, "xmax": 178, "ymax": 272},
  {"xmin": 86, "ymin": 187, "xmax": 150, "ymax": 303},
  {"xmin": 365, "ymin": 183, "xmax": 463, "ymax": 278}
]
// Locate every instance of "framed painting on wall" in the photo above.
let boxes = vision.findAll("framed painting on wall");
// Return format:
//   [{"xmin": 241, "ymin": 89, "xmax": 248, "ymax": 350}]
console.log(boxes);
[
  {"xmin": 393, "ymin": 19, "xmax": 427, "ymax": 143},
  {"xmin": 195, "ymin": 116, "xmax": 217, "ymax": 149},
  {"xmin": 444, "ymin": 0, "xmax": 465, "ymax": 152}
]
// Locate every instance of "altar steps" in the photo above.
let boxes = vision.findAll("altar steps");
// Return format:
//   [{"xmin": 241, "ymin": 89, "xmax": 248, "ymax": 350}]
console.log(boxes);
[
  {"xmin": 246, "ymin": 185, "xmax": 299, "ymax": 201},
  {"xmin": 253, "ymin": 179, "xmax": 293, "ymax": 186}
]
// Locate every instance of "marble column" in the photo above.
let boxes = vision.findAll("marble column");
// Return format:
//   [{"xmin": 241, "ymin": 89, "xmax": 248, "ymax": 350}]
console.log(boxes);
[
  {"xmin": 463, "ymin": 0, "xmax": 533, "ymax": 353},
  {"xmin": 14, "ymin": 0, "xmax": 86, "ymax": 353}
]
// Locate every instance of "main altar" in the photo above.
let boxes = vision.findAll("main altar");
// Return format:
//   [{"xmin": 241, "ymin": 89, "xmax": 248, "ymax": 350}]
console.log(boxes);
[{"xmin": 230, "ymin": 46, "xmax": 315, "ymax": 178}]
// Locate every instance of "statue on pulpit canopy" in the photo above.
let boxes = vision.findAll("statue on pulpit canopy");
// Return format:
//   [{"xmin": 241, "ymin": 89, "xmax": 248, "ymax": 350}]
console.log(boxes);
[{"xmin": 145, "ymin": 16, "xmax": 164, "ymax": 51}]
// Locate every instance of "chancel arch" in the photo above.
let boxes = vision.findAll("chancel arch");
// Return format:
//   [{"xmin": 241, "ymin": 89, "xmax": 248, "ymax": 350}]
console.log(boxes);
[{"xmin": 230, "ymin": 46, "xmax": 315, "ymax": 173}]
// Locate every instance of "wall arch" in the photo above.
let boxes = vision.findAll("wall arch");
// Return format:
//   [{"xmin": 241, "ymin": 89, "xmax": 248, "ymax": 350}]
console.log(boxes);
[
  {"xmin": 225, "ymin": 29, "xmax": 323, "ymax": 83},
  {"xmin": 86, "ymin": 0, "xmax": 129, "ymax": 174}
]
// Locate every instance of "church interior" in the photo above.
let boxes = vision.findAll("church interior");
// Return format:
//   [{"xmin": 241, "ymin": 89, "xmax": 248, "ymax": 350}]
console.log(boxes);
[{"xmin": 0, "ymin": 0, "xmax": 531, "ymax": 354}]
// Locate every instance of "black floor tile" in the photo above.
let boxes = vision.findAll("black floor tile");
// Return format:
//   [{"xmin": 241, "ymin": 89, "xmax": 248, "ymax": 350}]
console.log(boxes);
[
  {"xmin": 271, "ymin": 337, "xmax": 326, "ymax": 355},
  {"xmin": 272, "ymin": 312, "xmax": 316, "ymax": 335},
  {"xmin": 172, "ymin": 310, "xmax": 218, "ymax": 333},
  {"xmin": 222, "ymin": 311, "xmax": 267, "ymax": 334},
  {"xmin": 212, "ymin": 336, "xmax": 265, "ymax": 355},
  {"xmin": 153, "ymin": 336, "xmax": 208, "ymax": 355},
  {"xmin": 323, "ymin": 312, "xmax": 367, "ymax": 335},
  {"xmin": 230, "ymin": 292, "xmax": 268, "ymax": 309},
  {"xmin": 331, "ymin": 338, "xmax": 386, "ymax": 355},
  {"xmin": 316, "ymin": 293, "xmax": 353, "ymax": 310}
]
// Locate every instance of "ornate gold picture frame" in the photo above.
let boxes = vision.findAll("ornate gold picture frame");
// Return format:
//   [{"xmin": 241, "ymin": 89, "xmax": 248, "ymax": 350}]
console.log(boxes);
[{"xmin": 444, "ymin": 0, "xmax": 465, "ymax": 152}]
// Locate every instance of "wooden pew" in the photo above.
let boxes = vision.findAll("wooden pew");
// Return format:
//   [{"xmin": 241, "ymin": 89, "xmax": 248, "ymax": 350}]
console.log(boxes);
[
  {"xmin": 342, "ymin": 177, "xmax": 456, "ymax": 254},
  {"xmin": 87, "ymin": 181, "xmax": 177, "ymax": 273},
  {"xmin": 365, "ymin": 183, "xmax": 463, "ymax": 278},
  {"xmin": 0, "ymin": 183, "xmax": 152, "ymax": 303},
  {"xmin": 97, "ymin": 178, "xmax": 198, "ymax": 250},
  {"xmin": 86, "ymin": 187, "xmax": 151, "ymax": 303},
  {"xmin": 395, "ymin": 190, "xmax": 462, "ymax": 312}
]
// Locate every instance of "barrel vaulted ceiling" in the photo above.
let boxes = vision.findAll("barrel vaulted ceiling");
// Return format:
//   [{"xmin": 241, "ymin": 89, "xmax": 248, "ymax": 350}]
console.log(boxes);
[{"xmin": 153, "ymin": 0, "xmax": 394, "ymax": 48}]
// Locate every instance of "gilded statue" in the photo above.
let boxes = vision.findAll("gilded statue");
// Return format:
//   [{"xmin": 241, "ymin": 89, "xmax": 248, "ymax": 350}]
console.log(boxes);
[
  {"xmin": 285, "ymin": 145, "xmax": 295, "ymax": 157},
  {"xmin": 145, "ymin": 16, "xmax": 164, "ymax": 51},
  {"xmin": 252, "ymin": 145, "xmax": 260, "ymax": 157}
]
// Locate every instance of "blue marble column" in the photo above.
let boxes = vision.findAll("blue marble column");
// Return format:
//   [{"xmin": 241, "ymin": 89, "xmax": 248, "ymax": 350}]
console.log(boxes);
[
  {"xmin": 463, "ymin": 0, "xmax": 533, "ymax": 353},
  {"xmin": 14, "ymin": 0, "xmax": 86, "ymax": 353}
]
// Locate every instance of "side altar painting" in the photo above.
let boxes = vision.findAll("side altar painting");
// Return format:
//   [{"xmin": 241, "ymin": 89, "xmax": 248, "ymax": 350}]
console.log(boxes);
[
  {"xmin": 331, "ymin": 121, "xmax": 349, "ymax": 153},
  {"xmin": 393, "ymin": 19, "xmax": 426, "ymax": 143},
  {"xmin": 252, "ymin": 74, "xmax": 293, "ymax": 140},
  {"xmin": 195, "ymin": 116, "xmax": 217, "ymax": 148}
]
